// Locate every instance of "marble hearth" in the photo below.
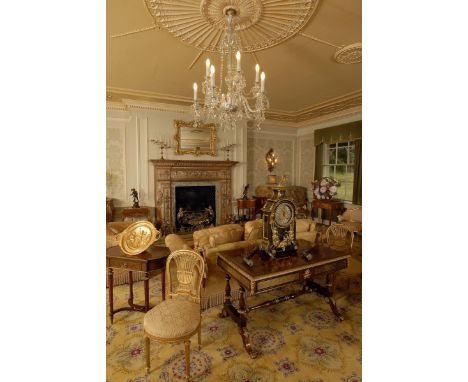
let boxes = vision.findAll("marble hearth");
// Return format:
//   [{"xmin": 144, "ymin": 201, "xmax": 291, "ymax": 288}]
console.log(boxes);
[{"xmin": 151, "ymin": 159, "xmax": 238, "ymax": 229}]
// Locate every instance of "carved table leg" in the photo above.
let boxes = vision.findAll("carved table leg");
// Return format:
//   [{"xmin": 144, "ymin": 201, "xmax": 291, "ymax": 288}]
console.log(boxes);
[
  {"xmin": 218, "ymin": 274, "xmax": 231, "ymax": 318},
  {"xmin": 107, "ymin": 267, "xmax": 114, "ymax": 324},
  {"xmin": 144, "ymin": 272, "xmax": 150, "ymax": 312},
  {"xmin": 326, "ymin": 272, "xmax": 344, "ymax": 321},
  {"xmin": 238, "ymin": 287, "xmax": 257, "ymax": 359},
  {"xmin": 128, "ymin": 271, "xmax": 134, "ymax": 307}
]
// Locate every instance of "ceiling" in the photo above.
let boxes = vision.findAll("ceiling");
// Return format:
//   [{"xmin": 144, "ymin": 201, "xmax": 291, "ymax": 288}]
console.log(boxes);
[{"xmin": 106, "ymin": 0, "xmax": 362, "ymax": 123}]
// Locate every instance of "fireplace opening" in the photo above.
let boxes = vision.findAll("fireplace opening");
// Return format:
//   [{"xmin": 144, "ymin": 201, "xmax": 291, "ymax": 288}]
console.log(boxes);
[{"xmin": 175, "ymin": 185, "xmax": 216, "ymax": 232}]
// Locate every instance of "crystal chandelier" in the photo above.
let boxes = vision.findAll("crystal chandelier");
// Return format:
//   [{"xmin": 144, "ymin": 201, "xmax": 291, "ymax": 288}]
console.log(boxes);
[{"xmin": 191, "ymin": 7, "xmax": 269, "ymax": 131}]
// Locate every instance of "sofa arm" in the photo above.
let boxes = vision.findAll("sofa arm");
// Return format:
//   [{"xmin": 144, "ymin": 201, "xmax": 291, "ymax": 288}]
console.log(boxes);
[{"xmin": 165, "ymin": 234, "xmax": 192, "ymax": 252}]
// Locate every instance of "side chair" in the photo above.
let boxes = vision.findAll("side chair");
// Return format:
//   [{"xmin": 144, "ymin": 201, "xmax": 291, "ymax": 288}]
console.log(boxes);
[
  {"xmin": 143, "ymin": 249, "xmax": 205, "ymax": 381},
  {"xmin": 324, "ymin": 223, "xmax": 361, "ymax": 294}
]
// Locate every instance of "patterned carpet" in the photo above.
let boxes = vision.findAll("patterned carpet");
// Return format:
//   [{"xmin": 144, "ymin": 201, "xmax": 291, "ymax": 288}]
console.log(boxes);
[{"xmin": 106, "ymin": 275, "xmax": 362, "ymax": 382}]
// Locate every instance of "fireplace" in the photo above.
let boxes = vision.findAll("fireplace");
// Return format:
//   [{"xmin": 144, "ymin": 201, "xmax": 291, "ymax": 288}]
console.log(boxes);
[
  {"xmin": 175, "ymin": 185, "xmax": 216, "ymax": 232},
  {"xmin": 151, "ymin": 159, "xmax": 238, "ymax": 231}
]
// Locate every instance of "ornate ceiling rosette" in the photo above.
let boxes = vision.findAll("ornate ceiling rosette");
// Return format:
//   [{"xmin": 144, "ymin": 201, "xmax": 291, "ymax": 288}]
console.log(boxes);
[
  {"xmin": 144, "ymin": 0, "xmax": 319, "ymax": 52},
  {"xmin": 334, "ymin": 43, "xmax": 362, "ymax": 64}
]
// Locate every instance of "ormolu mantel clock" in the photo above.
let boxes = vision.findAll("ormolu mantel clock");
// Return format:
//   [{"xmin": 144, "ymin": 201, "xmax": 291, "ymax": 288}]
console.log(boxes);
[{"xmin": 261, "ymin": 180, "xmax": 298, "ymax": 258}]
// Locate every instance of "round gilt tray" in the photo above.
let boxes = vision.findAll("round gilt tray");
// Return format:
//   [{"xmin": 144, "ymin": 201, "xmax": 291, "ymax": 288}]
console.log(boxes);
[{"xmin": 118, "ymin": 221, "xmax": 161, "ymax": 256}]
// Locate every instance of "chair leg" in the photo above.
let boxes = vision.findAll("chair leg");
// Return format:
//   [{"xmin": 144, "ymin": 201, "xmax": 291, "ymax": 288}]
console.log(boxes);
[
  {"xmin": 185, "ymin": 340, "xmax": 191, "ymax": 381},
  {"xmin": 145, "ymin": 336, "xmax": 150, "ymax": 375},
  {"xmin": 198, "ymin": 325, "xmax": 201, "ymax": 350}
]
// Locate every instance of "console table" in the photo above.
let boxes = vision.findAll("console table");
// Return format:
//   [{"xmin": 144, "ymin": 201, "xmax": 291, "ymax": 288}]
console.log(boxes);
[
  {"xmin": 217, "ymin": 240, "xmax": 349, "ymax": 358},
  {"xmin": 106, "ymin": 244, "xmax": 169, "ymax": 324},
  {"xmin": 312, "ymin": 199, "xmax": 344, "ymax": 225}
]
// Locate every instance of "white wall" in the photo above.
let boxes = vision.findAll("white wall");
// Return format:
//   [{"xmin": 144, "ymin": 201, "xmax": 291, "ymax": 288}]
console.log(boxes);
[{"xmin": 106, "ymin": 99, "xmax": 361, "ymax": 213}]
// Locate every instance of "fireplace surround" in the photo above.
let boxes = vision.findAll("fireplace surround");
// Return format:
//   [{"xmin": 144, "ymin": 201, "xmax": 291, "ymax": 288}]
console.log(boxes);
[{"xmin": 151, "ymin": 159, "xmax": 238, "ymax": 230}]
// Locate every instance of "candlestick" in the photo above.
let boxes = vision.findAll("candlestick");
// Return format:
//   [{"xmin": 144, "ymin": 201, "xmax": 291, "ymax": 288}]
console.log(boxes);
[
  {"xmin": 193, "ymin": 82, "xmax": 198, "ymax": 101},
  {"xmin": 151, "ymin": 137, "xmax": 173, "ymax": 160},
  {"xmin": 236, "ymin": 51, "xmax": 241, "ymax": 71},
  {"xmin": 260, "ymin": 72, "xmax": 265, "ymax": 92},
  {"xmin": 255, "ymin": 64, "xmax": 260, "ymax": 82},
  {"xmin": 205, "ymin": 58, "xmax": 210, "ymax": 77}
]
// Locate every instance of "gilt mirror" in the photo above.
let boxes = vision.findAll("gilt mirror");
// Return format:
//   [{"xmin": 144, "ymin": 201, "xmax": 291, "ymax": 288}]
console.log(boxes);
[{"xmin": 174, "ymin": 120, "xmax": 217, "ymax": 156}]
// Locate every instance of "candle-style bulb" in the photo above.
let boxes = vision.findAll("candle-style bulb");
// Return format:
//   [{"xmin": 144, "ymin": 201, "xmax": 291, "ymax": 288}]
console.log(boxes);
[
  {"xmin": 205, "ymin": 58, "xmax": 210, "ymax": 77},
  {"xmin": 255, "ymin": 64, "xmax": 260, "ymax": 82},
  {"xmin": 210, "ymin": 65, "xmax": 215, "ymax": 87},
  {"xmin": 260, "ymin": 72, "xmax": 265, "ymax": 92},
  {"xmin": 236, "ymin": 51, "xmax": 241, "ymax": 71},
  {"xmin": 193, "ymin": 82, "xmax": 198, "ymax": 101}
]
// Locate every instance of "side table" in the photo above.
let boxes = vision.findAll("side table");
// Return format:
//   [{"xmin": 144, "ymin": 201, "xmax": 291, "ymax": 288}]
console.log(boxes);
[
  {"xmin": 122, "ymin": 207, "xmax": 151, "ymax": 222},
  {"xmin": 237, "ymin": 198, "xmax": 257, "ymax": 221},
  {"xmin": 106, "ymin": 244, "xmax": 170, "ymax": 324},
  {"xmin": 312, "ymin": 199, "xmax": 344, "ymax": 226}
]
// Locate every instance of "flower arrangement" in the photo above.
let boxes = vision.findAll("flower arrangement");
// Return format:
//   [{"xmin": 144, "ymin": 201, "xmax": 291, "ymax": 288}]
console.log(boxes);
[{"xmin": 312, "ymin": 177, "xmax": 340, "ymax": 200}]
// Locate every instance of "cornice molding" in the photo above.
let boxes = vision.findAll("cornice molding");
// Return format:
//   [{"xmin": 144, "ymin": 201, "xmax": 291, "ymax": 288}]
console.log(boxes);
[
  {"xmin": 106, "ymin": 88, "xmax": 362, "ymax": 125},
  {"xmin": 266, "ymin": 90, "xmax": 362, "ymax": 123}
]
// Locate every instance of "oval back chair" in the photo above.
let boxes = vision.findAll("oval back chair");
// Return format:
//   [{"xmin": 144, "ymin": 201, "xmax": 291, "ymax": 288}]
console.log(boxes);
[
  {"xmin": 144, "ymin": 249, "xmax": 205, "ymax": 381},
  {"xmin": 324, "ymin": 224, "xmax": 361, "ymax": 294},
  {"xmin": 324, "ymin": 223, "xmax": 355, "ymax": 251}
]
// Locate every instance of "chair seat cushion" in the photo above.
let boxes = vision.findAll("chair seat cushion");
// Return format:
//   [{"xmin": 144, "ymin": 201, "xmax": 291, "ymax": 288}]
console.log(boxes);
[{"xmin": 144, "ymin": 299, "xmax": 200, "ymax": 339}]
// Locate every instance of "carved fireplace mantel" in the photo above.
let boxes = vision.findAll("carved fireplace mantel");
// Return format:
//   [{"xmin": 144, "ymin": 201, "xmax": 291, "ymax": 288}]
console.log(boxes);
[{"xmin": 151, "ymin": 159, "xmax": 238, "ymax": 228}]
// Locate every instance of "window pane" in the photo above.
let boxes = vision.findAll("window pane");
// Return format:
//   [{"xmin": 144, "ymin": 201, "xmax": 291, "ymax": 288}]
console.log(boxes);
[
  {"xmin": 328, "ymin": 147, "xmax": 336, "ymax": 164},
  {"xmin": 349, "ymin": 145, "xmax": 355, "ymax": 164},
  {"xmin": 335, "ymin": 165, "xmax": 346, "ymax": 181},
  {"xmin": 338, "ymin": 142, "xmax": 347, "ymax": 147},
  {"xmin": 347, "ymin": 165, "xmax": 354, "ymax": 179},
  {"xmin": 337, "ymin": 146, "xmax": 347, "ymax": 164}
]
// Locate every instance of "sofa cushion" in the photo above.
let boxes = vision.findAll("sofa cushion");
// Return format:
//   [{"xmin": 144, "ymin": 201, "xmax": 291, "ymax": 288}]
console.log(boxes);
[
  {"xmin": 296, "ymin": 218, "xmax": 315, "ymax": 233},
  {"xmin": 165, "ymin": 234, "xmax": 192, "ymax": 252},
  {"xmin": 244, "ymin": 219, "xmax": 263, "ymax": 240},
  {"xmin": 209, "ymin": 226, "xmax": 244, "ymax": 248},
  {"xmin": 193, "ymin": 224, "xmax": 243, "ymax": 249}
]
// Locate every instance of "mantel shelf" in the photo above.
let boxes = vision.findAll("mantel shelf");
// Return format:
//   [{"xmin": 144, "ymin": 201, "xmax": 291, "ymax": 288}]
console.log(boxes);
[{"xmin": 150, "ymin": 159, "xmax": 238, "ymax": 168}]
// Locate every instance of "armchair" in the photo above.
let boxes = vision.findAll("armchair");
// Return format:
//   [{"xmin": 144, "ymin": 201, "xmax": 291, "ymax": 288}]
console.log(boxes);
[{"xmin": 337, "ymin": 206, "xmax": 362, "ymax": 236}]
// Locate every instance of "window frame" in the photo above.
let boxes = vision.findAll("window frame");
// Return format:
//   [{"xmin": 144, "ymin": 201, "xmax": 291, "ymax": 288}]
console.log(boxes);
[{"xmin": 322, "ymin": 141, "xmax": 355, "ymax": 202}]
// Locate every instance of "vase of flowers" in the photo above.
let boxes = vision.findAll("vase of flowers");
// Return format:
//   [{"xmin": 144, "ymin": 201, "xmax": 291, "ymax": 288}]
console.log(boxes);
[{"xmin": 312, "ymin": 177, "xmax": 340, "ymax": 200}]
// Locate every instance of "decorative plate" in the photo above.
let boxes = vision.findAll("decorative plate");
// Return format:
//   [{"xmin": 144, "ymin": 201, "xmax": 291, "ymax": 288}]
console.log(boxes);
[{"xmin": 118, "ymin": 221, "xmax": 161, "ymax": 256}]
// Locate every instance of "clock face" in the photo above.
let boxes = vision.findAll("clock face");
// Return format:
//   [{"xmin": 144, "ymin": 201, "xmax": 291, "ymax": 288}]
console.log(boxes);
[{"xmin": 274, "ymin": 202, "xmax": 293, "ymax": 227}]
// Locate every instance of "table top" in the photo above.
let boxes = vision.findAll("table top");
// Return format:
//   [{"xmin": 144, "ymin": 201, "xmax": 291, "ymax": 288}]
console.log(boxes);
[
  {"xmin": 217, "ymin": 239, "xmax": 349, "ymax": 282},
  {"xmin": 237, "ymin": 198, "xmax": 257, "ymax": 206},
  {"xmin": 312, "ymin": 199, "xmax": 344, "ymax": 206},
  {"xmin": 106, "ymin": 244, "xmax": 170, "ymax": 263}
]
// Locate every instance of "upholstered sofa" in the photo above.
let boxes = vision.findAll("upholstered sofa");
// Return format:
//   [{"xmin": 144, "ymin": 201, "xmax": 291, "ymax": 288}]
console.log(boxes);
[{"xmin": 165, "ymin": 218, "xmax": 319, "ymax": 256}]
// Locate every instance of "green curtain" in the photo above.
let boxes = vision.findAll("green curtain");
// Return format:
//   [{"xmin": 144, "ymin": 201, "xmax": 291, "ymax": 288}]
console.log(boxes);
[
  {"xmin": 314, "ymin": 143, "xmax": 324, "ymax": 181},
  {"xmin": 352, "ymin": 139, "xmax": 362, "ymax": 205},
  {"xmin": 314, "ymin": 121, "xmax": 362, "ymax": 146}
]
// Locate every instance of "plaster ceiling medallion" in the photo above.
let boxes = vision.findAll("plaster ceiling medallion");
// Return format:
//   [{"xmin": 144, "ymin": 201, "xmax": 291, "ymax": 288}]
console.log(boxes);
[
  {"xmin": 334, "ymin": 43, "xmax": 362, "ymax": 64},
  {"xmin": 144, "ymin": 0, "xmax": 319, "ymax": 52}
]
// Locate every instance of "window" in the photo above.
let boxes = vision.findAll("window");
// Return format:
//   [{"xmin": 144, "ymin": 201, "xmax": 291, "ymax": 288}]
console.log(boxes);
[{"xmin": 322, "ymin": 141, "xmax": 355, "ymax": 201}]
